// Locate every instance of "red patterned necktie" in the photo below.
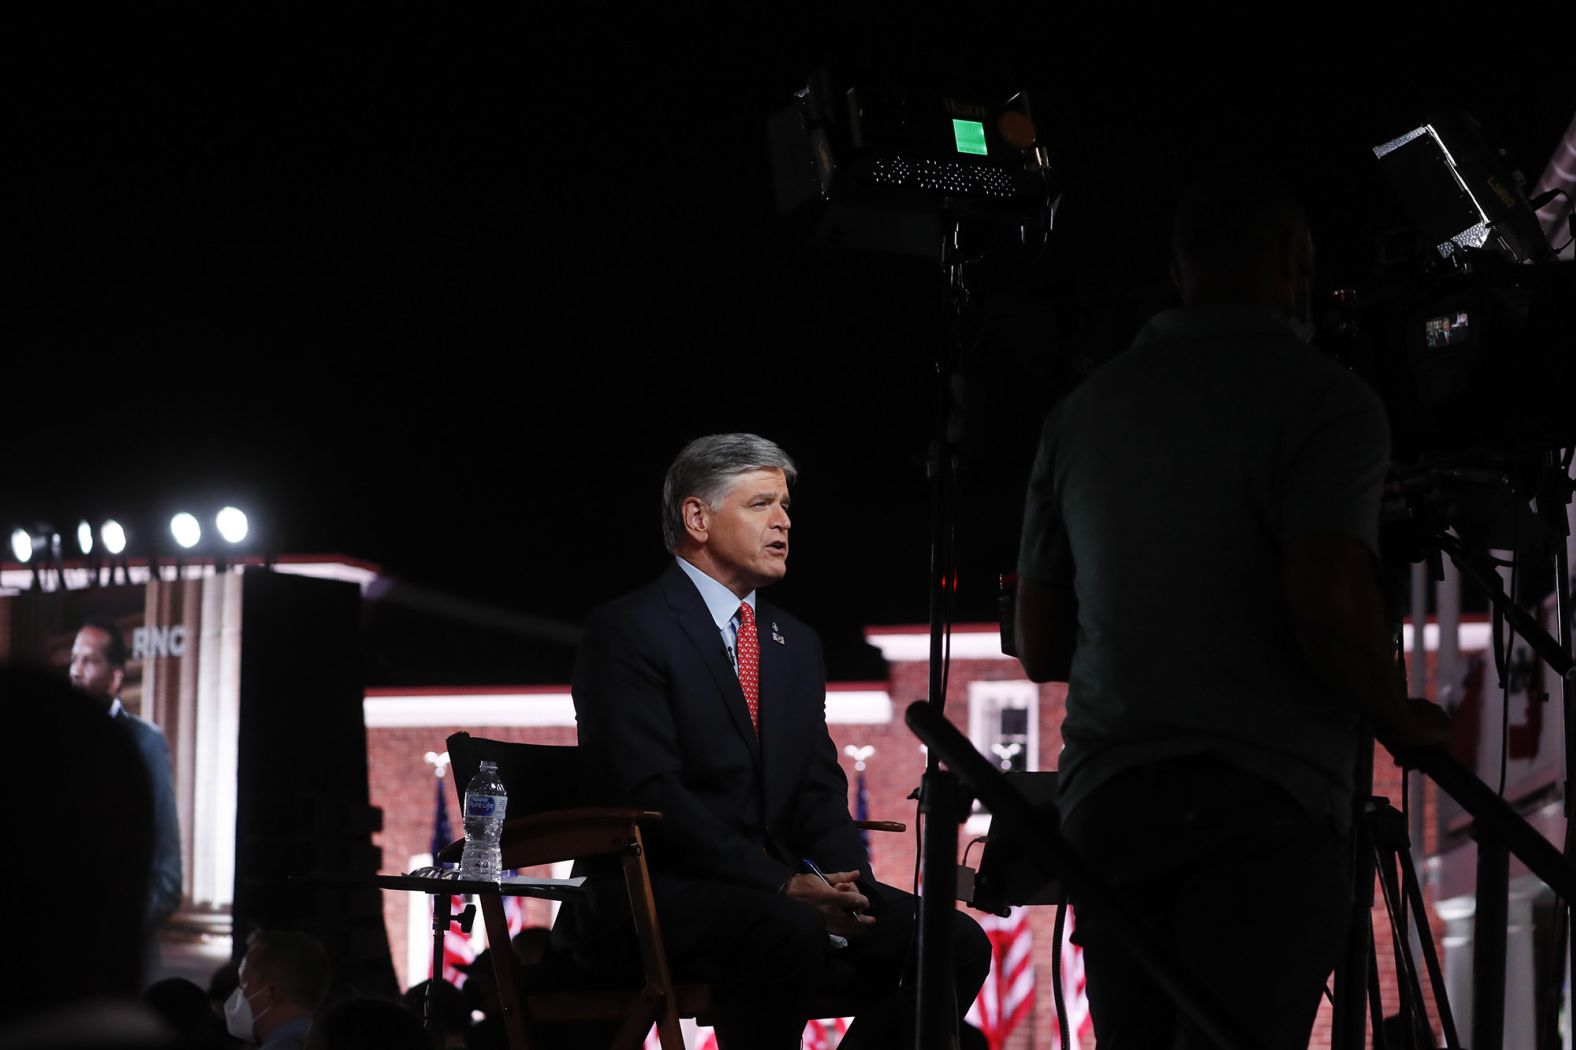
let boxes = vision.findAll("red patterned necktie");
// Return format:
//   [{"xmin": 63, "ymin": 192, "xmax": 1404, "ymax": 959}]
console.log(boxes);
[{"xmin": 736, "ymin": 602, "xmax": 760, "ymax": 737}]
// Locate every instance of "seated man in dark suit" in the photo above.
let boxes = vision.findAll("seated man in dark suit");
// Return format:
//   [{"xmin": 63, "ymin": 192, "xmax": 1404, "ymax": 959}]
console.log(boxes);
[{"xmin": 560, "ymin": 432, "xmax": 989, "ymax": 1049}]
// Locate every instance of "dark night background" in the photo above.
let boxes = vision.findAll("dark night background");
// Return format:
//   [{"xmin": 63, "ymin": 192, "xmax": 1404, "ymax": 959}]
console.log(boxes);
[{"xmin": 7, "ymin": 10, "xmax": 1572, "ymax": 684}]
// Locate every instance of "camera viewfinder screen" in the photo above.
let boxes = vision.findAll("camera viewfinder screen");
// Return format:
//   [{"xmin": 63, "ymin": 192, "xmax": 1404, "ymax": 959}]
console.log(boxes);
[{"xmin": 1424, "ymin": 310, "xmax": 1470, "ymax": 350}]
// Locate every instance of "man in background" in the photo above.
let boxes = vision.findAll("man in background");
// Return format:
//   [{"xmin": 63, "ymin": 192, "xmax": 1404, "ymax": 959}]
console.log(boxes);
[
  {"xmin": 70, "ymin": 615, "xmax": 183, "ymax": 932},
  {"xmin": 225, "ymin": 929, "xmax": 333, "ymax": 1049}
]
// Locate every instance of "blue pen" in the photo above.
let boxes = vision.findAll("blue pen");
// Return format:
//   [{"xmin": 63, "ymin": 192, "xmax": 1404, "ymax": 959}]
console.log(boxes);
[{"xmin": 803, "ymin": 857, "xmax": 864, "ymax": 920}]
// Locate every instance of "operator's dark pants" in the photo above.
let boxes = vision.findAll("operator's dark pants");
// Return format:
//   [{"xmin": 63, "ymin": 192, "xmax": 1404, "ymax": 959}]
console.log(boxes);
[{"xmin": 1060, "ymin": 757, "xmax": 1351, "ymax": 1050}]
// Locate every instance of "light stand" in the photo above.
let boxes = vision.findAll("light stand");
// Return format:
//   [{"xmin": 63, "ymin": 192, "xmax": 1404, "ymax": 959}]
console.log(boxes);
[
  {"xmin": 771, "ymin": 71, "xmax": 1058, "ymax": 1049},
  {"xmin": 914, "ymin": 216, "xmax": 973, "ymax": 1050}
]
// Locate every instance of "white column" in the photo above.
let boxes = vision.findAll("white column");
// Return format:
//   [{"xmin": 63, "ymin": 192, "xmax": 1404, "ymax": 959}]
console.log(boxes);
[
  {"xmin": 191, "ymin": 573, "xmax": 243, "ymax": 908},
  {"xmin": 1436, "ymin": 894, "xmax": 1476, "ymax": 1042},
  {"xmin": 1436, "ymin": 884, "xmax": 1543, "ymax": 1050},
  {"xmin": 1566, "ymin": 918, "xmax": 1573, "ymax": 1050},
  {"xmin": 1505, "ymin": 880, "xmax": 1539, "ymax": 1050},
  {"xmin": 407, "ymin": 851, "xmax": 434, "ymax": 988}
]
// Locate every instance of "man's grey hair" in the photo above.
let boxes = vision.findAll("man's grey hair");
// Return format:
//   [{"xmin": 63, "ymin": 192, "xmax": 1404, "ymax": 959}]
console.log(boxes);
[{"xmin": 661, "ymin": 433, "xmax": 798, "ymax": 553}]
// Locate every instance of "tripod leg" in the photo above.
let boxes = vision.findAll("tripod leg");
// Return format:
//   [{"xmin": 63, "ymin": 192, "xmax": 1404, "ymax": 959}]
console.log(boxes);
[
  {"xmin": 1333, "ymin": 802, "xmax": 1378, "ymax": 1050},
  {"xmin": 1368, "ymin": 935, "xmax": 1388, "ymax": 1050},
  {"xmin": 1376, "ymin": 841, "xmax": 1431, "ymax": 1048},
  {"xmin": 1399, "ymin": 840, "xmax": 1462, "ymax": 1048}
]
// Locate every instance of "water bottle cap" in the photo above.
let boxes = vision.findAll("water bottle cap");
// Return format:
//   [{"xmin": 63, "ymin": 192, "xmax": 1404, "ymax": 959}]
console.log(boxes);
[{"xmin": 479, "ymin": 760, "xmax": 498, "ymax": 770}]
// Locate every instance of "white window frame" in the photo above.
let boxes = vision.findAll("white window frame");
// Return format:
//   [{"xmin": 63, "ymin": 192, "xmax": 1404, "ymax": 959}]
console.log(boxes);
[{"xmin": 965, "ymin": 679, "xmax": 1040, "ymax": 834}]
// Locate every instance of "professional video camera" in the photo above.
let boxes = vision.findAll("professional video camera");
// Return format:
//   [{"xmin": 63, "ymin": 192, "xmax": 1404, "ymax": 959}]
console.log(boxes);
[
  {"xmin": 1316, "ymin": 111, "xmax": 1575, "ymax": 590},
  {"xmin": 1326, "ymin": 111, "xmax": 1574, "ymax": 471}
]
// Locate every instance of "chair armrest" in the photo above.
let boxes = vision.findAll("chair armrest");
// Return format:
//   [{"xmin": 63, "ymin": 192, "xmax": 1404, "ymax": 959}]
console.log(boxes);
[
  {"xmin": 854, "ymin": 819, "xmax": 906, "ymax": 834},
  {"xmin": 435, "ymin": 808, "xmax": 665, "ymax": 870}
]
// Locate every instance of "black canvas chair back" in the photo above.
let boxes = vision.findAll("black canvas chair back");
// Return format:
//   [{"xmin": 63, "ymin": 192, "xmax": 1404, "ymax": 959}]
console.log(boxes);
[{"xmin": 446, "ymin": 731, "xmax": 584, "ymax": 819}]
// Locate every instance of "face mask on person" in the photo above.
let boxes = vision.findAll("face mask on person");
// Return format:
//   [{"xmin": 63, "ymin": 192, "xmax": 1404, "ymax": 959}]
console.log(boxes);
[{"xmin": 224, "ymin": 986, "xmax": 258, "ymax": 1043}]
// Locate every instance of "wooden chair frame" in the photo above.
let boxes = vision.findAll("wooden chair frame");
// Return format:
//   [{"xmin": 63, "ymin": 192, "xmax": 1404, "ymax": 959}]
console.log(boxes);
[{"xmin": 436, "ymin": 806, "xmax": 705, "ymax": 1050}]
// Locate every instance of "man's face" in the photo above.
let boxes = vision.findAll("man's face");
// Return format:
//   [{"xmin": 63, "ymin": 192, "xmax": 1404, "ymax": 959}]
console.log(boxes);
[
  {"xmin": 686, "ymin": 468, "xmax": 792, "ymax": 595},
  {"xmin": 235, "ymin": 947, "xmax": 277, "ymax": 1032},
  {"xmin": 69, "ymin": 627, "xmax": 123, "ymax": 702}
]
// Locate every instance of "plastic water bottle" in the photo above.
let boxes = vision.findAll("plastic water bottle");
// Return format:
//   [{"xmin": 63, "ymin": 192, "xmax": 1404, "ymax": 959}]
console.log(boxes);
[{"xmin": 459, "ymin": 760, "xmax": 507, "ymax": 881}]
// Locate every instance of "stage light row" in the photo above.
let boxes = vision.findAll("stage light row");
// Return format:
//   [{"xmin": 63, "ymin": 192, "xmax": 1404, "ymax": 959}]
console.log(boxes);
[{"xmin": 9, "ymin": 507, "xmax": 250, "ymax": 563}]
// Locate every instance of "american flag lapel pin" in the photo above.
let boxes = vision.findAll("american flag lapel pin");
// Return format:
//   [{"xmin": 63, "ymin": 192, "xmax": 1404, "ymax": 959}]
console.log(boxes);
[{"xmin": 771, "ymin": 622, "xmax": 786, "ymax": 645}]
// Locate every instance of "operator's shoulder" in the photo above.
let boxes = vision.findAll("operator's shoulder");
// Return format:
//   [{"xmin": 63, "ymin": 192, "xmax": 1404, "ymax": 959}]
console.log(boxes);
[
  {"xmin": 1294, "ymin": 342, "xmax": 1387, "ymax": 414},
  {"xmin": 1045, "ymin": 338, "xmax": 1158, "ymax": 419}
]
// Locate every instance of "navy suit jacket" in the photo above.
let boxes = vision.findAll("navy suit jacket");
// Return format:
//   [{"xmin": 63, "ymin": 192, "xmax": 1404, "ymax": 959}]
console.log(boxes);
[
  {"xmin": 115, "ymin": 708, "xmax": 182, "ymax": 928},
  {"xmin": 566, "ymin": 561, "xmax": 883, "ymax": 951}
]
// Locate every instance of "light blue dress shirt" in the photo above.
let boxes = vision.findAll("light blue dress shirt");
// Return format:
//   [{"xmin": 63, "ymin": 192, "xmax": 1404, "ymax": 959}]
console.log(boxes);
[{"xmin": 675, "ymin": 556, "xmax": 755, "ymax": 674}]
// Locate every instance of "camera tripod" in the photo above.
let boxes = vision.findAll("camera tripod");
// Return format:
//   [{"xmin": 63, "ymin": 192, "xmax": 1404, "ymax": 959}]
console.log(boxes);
[
  {"xmin": 1373, "ymin": 446, "xmax": 1576, "ymax": 1050},
  {"xmin": 1331, "ymin": 734, "xmax": 1461, "ymax": 1050}
]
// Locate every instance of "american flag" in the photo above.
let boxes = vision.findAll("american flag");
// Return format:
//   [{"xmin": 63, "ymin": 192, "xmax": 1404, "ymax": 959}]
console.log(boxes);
[
  {"xmin": 640, "ymin": 1017, "xmax": 850, "ymax": 1048},
  {"xmin": 440, "ymin": 893, "xmax": 475, "ymax": 987},
  {"xmin": 803, "ymin": 1016, "xmax": 850, "ymax": 1049},
  {"xmin": 641, "ymin": 1019, "xmax": 716, "ymax": 1049},
  {"xmin": 430, "ymin": 775, "xmax": 453, "ymax": 862},
  {"xmin": 966, "ymin": 906, "xmax": 1036, "ymax": 1050},
  {"xmin": 438, "ymin": 889, "xmax": 531, "ymax": 988},
  {"xmin": 502, "ymin": 892, "xmax": 530, "ymax": 939}
]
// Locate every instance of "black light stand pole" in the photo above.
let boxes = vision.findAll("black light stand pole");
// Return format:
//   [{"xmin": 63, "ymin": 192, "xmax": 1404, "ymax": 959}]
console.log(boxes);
[
  {"xmin": 1472, "ymin": 832, "xmax": 1509, "ymax": 1050},
  {"xmin": 1539, "ymin": 450, "xmax": 1576, "ymax": 1042},
  {"xmin": 1331, "ymin": 735, "xmax": 1377, "ymax": 1050},
  {"xmin": 1559, "ymin": 525, "xmax": 1575, "ymax": 1050},
  {"xmin": 914, "ymin": 217, "xmax": 969, "ymax": 1050},
  {"xmin": 916, "ymin": 760, "xmax": 961, "ymax": 1047}
]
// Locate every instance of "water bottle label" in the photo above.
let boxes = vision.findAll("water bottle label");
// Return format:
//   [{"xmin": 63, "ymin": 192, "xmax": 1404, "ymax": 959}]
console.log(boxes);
[{"xmin": 466, "ymin": 793, "xmax": 506, "ymax": 820}]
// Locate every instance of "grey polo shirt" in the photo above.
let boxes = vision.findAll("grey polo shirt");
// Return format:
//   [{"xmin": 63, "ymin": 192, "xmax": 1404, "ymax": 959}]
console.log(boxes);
[{"xmin": 1018, "ymin": 305, "xmax": 1390, "ymax": 831}]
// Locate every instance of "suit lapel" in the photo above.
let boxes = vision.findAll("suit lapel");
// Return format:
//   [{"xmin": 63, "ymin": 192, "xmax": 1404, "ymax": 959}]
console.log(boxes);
[{"xmin": 661, "ymin": 565, "xmax": 762, "ymax": 764}]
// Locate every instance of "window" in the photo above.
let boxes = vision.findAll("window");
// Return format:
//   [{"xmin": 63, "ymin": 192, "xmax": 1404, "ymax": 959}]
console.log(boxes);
[{"xmin": 966, "ymin": 680, "xmax": 1039, "ymax": 830}]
